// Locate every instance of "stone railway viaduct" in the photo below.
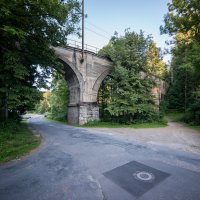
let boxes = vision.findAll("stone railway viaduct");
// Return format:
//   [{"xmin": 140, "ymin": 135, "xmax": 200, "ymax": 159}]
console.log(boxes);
[
  {"xmin": 54, "ymin": 46, "xmax": 166, "ymax": 125},
  {"xmin": 54, "ymin": 46, "xmax": 113, "ymax": 125}
]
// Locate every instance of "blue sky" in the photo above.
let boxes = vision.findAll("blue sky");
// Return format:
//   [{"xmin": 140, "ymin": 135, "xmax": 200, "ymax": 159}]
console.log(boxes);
[{"xmin": 69, "ymin": 0, "xmax": 171, "ymax": 62}]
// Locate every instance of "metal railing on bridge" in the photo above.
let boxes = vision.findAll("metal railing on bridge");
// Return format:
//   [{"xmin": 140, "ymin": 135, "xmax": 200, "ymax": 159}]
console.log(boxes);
[{"xmin": 66, "ymin": 39, "xmax": 100, "ymax": 54}]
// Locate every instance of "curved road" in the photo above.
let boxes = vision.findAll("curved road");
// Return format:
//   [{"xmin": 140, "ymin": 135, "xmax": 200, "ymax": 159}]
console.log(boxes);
[{"xmin": 0, "ymin": 115, "xmax": 200, "ymax": 200}]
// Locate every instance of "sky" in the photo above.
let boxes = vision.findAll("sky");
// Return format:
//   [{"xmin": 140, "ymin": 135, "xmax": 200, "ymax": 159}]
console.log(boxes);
[{"xmin": 69, "ymin": 0, "xmax": 171, "ymax": 63}]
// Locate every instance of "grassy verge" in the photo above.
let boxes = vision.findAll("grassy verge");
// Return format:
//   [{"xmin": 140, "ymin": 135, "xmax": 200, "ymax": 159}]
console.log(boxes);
[
  {"xmin": 45, "ymin": 117, "xmax": 68, "ymax": 125},
  {"xmin": 80, "ymin": 121, "xmax": 166, "ymax": 128},
  {"xmin": 187, "ymin": 125, "xmax": 200, "ymax": 133},
  {"xmin": 0, "ymin": 120, "xmax": 41, "ymax": 163},
  {"xmin": 45, "ymin": 116, "xmax": 166, "ymax": 128}
]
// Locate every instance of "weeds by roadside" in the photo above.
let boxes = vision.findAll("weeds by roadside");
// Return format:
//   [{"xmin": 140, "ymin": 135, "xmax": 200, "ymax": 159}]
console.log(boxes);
[
  {"xmin": 80, "ymin": 120, "xmax": 166, "ymax": 128},
  {"xmin": 0, "ymin": 120, "xmax": 41, "ymax": 163}
]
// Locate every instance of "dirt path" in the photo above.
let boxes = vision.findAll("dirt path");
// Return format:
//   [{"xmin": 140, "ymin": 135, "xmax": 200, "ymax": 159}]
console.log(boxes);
[{"xmin": 84, "ymin": 122, "xmax": 200, "ymax": 154}]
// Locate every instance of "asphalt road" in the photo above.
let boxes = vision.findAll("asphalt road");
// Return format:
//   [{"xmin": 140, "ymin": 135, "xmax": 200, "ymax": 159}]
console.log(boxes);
[{"xmin": 0, "ymin": 115, "xmax": 200, "ymax": 200}]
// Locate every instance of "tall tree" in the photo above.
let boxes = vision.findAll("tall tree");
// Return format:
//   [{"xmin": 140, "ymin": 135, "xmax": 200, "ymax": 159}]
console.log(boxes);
[
  {"xmin": 161, "ymin": 0, "xmax": 200, "ymax": 124},
  {"xmin": 35, "ymin": 91, "xmax": 51, "ymax": 114},
  {"xmin": 0, "ymin": 0, "xmax": 80, "ymax": 120},
  {"xmin": 99, "ymin": 30, "xmax": 159, "ymax": 123},
  {"xmin": 146, "ymin": 42, "xmax": 167, "ymax": 78},
  {"xmin": 48, "ymin": 75, "xmax": 69, "ymax": 121},
  {"xmin": 160, "ymin": 0, "xmax": 200, "ymax": 41}
]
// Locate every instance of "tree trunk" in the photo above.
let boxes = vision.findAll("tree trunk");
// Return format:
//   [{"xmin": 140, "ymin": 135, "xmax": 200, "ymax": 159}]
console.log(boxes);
[
  {"xmin": 0, "ymin": 92, "xmax": 8, "ymax": 121},
  {"xmin": 5, "ymin": 92, "xmax": 8, "ymax": 120}
]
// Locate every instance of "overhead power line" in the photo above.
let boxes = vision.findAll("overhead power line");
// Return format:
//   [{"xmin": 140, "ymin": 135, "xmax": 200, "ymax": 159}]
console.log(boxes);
[
  {"xmin": 85, "ymin": 27, "xmax": 110, "ymax": 40},
  {"xmin": 85, "ymin": 20, "xmax": 111, "ymax": 35}
]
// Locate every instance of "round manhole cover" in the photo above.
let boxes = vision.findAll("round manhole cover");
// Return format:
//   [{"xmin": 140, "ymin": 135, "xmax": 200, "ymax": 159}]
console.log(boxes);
[{"xmin": 133, "ymin": 171, "xmax": 155, "ymax": 182}]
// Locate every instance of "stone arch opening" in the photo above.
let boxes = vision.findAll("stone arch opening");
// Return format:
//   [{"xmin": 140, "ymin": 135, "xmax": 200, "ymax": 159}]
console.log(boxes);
[
  {"xmin": 59, "ymin": 59, "xmax": 81, "ymax": 104},
  {"xmin": 94, "ymin": 70, "xmax": 112, "ymax": 120},
  {"xmin": 93, "ymin": 69, "xmax": 111, "ymax": 97},
  {"xmin": 58, "ymin": 58, "xmax": 82, "ymax": 124}
]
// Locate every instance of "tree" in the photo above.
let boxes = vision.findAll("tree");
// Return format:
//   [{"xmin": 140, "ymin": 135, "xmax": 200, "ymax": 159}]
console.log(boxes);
[
  {"xmin": 48, "ymin": 75, "xmax": 69, "ymax": 121},
  {"xmin": 0, "ymin": 0, "xmax": 80, "ymax": 120},
  {"xmin": 146, "ymin": 42, "xmax": 167, "ymax": 78},
  {"xmin": 160, "ymin": 0, "xmax": 200, "ymax": 41},
  {"xmin": 35, "ymin": 91, "xmax": 51, "ymax": 114},
  {"xmin": 161, "ymin": 0, "xmax": 200, "ymax": 124},
  {"xmin": 98, "ymin": 30, "xmax": 159, "ymax": 123}
]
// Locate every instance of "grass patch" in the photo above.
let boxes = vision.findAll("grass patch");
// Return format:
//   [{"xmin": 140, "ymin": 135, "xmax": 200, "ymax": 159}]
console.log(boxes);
[
  {"xmin": 45, "ymin": 116, "xmax": 166, "ymax": 128},
  {"xmin": 0, "ymin": 120, "xmax": 41, "ymax": 163},
  {"xmin": 80, "ymin": 121, "xmax": 166, "ymax": 128},
  {"xmin": 45, "ymin": 117, "xmax": 67, "ymax": 125},
  {"xmin": 164, "ymin": 111, "xmax": 184, "ymax": 122},
  {"xmin": 186, "ymin": 125, "xmax": 200, "ymax": 133}
]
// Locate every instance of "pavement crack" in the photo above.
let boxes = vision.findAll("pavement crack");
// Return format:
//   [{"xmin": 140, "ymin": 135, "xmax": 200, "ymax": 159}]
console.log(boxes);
[{"xmin": 87, "ymin": 175, "xmax": 106, "ymax": 200}]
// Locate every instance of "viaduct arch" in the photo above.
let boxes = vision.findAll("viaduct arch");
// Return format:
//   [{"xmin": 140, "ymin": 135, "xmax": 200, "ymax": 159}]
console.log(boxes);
[{"xmin": 54, "ymin": 46, "xmax": 113, "ymax": 125}]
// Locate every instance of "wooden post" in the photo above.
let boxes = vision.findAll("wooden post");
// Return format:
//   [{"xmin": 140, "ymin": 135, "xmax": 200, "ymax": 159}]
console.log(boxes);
[{"xmin": 82, "ymin": 0, "xmax": 84, "ymax": 61}]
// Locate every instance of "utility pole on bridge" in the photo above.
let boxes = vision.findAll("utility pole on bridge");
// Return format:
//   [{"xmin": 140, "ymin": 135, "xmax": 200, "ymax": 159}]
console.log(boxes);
[{"xmin": 81, "ymin": 0, "xmax": 84, "ymax": 61}]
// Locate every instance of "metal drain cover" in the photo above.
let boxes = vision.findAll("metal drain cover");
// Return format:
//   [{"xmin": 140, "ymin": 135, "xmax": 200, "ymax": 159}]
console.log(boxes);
[
  {"xmin": 103, "ymin": 161, "xmax": 170, "ymax": 197},
  {"xmin": 133, "ymin": 171, "xmax": 155, "ymax": 182}
]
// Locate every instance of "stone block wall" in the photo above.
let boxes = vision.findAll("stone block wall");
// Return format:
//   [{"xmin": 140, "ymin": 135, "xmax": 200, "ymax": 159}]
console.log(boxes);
[{"xmin": 79, "ymin": 103, "xmax": 99, "ymax": 125}]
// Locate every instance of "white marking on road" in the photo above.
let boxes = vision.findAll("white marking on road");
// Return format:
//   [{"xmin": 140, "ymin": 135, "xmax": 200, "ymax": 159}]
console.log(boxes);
[{"xmin": 133, "ymin": 171, "xmax": 155, "ymax": 182}]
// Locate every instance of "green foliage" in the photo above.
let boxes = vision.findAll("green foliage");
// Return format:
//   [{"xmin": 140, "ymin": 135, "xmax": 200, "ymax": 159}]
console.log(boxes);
[
  {"xmin": 146, "ymin": 42, "xmax": 167, "ymax": 78},
  {"xmin": 0, "ymin": 0, "xmax": 80, "ymax": 120},
  {"xmin": 164, "ymin": 111, "xmax": 184, "ymax": 122},
  {"xmin": 0, "ymin": 120, "xmax": 41, "ymax": 163},
  {"xmin": 162, "ymin": 41, "xmax": 200, "ymax": 123},
  {"xmin": 161, "ymin": 0, "xmax": 200, "ymax": 125},
  {"xmin": 160, "ymin": 0, "xmax": 200, "ymax": 41},
  {"xmin": 98, "ymin": 30, "xmax": 161, "ymax": 124},
  {"xmin": 35, "ymin": 75, "xmax": 69, "ymax": 121},
  {"xmin": 184, "ymin": 87, "xmax": 200, "ymax": 124},
  {"xmin": 35, "ymin": 92, "xmax": 51, "ymax": 114},
  {"xmin": 48, "ymin": 75, "xmax": 69, "ymax": 121}
]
